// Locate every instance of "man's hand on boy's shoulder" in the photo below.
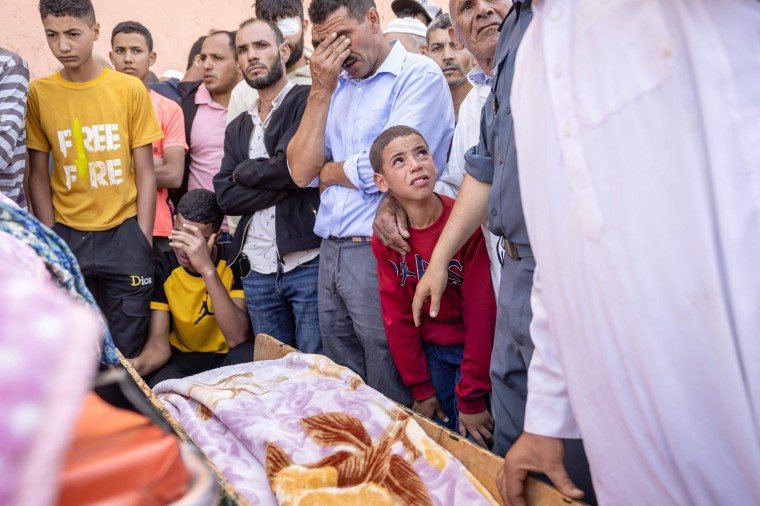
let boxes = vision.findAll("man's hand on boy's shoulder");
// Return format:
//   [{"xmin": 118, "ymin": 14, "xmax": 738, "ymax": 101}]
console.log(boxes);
[
  {"xmin": 373, "ymin": 194, "xmax": 411, "ymax": 254},
  {"xmin": 458, "ymin": 409, "xmax": 495, "ymax": 449},
  {"xmin": 169, "ymin": 224, "xmax": 217, "ymax": 276},
  {"xmin": 413, "ymin": 395, "xmax": 449, "ymax": 424}
]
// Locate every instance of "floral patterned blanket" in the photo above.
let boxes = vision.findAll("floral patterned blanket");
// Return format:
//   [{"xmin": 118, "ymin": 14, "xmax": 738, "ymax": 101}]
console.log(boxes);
[{"xmin": 154, "ymin": 353, "xmax": 497, "ymax": 505}]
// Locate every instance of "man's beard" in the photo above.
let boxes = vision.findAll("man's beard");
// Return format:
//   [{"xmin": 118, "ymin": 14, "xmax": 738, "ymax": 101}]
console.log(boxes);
[
  {"xmin": 442, "ymin": 58, "xmax": 467, "ymax": 88},
  {"xmin": 285, "ymin": 33, "xmax": 305, "ymax": 69},
  {"xmin": 244, "ymin": 54, "xmax": 285, "ymax": 90}
]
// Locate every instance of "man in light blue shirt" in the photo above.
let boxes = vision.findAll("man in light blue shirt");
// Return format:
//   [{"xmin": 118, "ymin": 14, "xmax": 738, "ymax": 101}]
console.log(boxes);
[{"xmin": 288, "ymin": 0, "xmax": 454, "ymax": 405}]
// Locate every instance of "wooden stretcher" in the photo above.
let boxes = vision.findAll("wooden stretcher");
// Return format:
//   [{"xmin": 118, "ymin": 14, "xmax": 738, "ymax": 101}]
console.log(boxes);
[{"xmin": 119, "ymin": 333, "xmax": 583, "ymax": 506}]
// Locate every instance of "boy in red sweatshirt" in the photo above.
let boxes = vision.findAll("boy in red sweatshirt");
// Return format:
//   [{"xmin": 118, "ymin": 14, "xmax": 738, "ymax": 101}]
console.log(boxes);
[{"xmin": 370, "ymin": 125, "xmax": 496, "ymax": 447}]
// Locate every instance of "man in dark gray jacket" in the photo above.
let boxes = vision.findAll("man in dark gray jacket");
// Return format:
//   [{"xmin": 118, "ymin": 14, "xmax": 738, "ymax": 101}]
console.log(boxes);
[{"xmin": 214, "ymin": 18, "xmax": 321, "ymax": 353}]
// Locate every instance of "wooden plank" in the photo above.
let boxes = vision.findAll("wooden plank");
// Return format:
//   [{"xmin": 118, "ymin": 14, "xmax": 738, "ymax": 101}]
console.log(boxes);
[
  {"xmin": 253, "ymin": 332, "xmax": 295, "ymax": 361},
  {"xmin": 117, "ymin": 351, "xmax": 251, "ymax": 506},
  {"xmin": 406, "ymin": 408, "xmax": 581, "ymax": 505},
  {"xmin": 252, "ymin": 333, "xmax": 582, "ymax": 506}
]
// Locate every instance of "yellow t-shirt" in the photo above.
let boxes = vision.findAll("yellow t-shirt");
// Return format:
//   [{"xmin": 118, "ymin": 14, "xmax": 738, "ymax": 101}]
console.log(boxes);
[
  {"xmin": 26, "ymin": 68, "xmax": 164, "ymax": 231},
  {"xmin": 150, "ymin": 244, "xmax": 245, "ymax": 354}
]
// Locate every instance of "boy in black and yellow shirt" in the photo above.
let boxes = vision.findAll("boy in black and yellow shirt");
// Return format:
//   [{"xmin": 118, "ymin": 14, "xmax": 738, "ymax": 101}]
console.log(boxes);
[{"xmin": 127, "ymin": 190, "xmax": 253, "ymax": 387}]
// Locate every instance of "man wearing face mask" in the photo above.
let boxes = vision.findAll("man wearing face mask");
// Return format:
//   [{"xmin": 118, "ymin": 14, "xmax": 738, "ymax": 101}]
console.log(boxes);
[{"xmin": 227, "ymin": 0, "xmax": 312, "ymax": 125}]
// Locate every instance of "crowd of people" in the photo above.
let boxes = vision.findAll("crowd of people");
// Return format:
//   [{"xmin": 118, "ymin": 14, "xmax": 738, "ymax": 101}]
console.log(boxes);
[{"xmin": 1, "ymin": 0, "xmax": 758, "ymax": 504}]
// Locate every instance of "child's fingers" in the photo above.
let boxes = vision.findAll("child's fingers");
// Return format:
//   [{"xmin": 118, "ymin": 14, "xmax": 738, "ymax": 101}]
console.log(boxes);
[
  {"xmin": 479, "ymin": 425, "xmax": 494, "ymax": 443},
  {"xmin": 183, "ymin": 223, "xmax": 205, "ymax": 239},
  {"xmin": 206, "ymin": 232, "xmax": 218, "ymax": 249},
  {"xmin": 472, "ymin": 430, "xmax": 488, "ymax": 448}
]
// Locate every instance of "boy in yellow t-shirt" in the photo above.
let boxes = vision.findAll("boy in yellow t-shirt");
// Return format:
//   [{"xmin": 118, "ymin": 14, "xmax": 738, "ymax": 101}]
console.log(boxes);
[{"xmin": 26, "ymin": 0, "xmax": 163, "ymax": 358}]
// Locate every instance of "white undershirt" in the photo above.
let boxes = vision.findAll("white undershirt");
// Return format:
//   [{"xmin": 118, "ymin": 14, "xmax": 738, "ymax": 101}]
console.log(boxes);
[{"xmin": 242, "ymin": 80, "xmax": 319, "ymax": 274}]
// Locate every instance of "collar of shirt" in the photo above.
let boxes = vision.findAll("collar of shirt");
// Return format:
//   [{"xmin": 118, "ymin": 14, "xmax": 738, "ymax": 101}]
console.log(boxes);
[
  {"xmin": 248, "ymin": 79, "xmax": 295, "ymax": 125},
  {"xmin": 339, "ymin": 40, "xmax": 406, "ymax": 84},
  {"xmin": 195, "ymin": 83, "xmax": 226, "ymax": 110},
  {"xmin": 468, "ymin": 65, "xmax": 493, "ymax": 87}
]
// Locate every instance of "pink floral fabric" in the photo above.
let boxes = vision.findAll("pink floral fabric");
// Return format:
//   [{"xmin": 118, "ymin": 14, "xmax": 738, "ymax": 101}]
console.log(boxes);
[
  {"xmin": 0, "ymin": 227, "xmax": 100, "ymax": 506},
  {"xmin": 154, "ymin": 353, "xmax": 497, "ymax": 505}
]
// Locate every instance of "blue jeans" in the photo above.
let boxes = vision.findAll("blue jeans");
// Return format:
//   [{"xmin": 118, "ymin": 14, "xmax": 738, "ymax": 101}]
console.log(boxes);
[
  {"xmin": 242, "ymin": 256, "xmax": 322, "ymax": 354},
  {"xmin": 423, "ymin": 342, "xmax": 464, "ymax": 432}
]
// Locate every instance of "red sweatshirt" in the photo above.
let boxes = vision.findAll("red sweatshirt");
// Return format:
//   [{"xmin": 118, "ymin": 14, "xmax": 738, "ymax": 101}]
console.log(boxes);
[{"xmin": 372, "ymin": 195, "xmax": 496, "ymax": 414}]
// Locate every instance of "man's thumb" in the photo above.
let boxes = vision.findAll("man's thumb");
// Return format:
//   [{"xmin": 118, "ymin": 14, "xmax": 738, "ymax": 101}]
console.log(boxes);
[{"xmin": 547, "ymin": 465, "xmax": 584, "ymax": 500}]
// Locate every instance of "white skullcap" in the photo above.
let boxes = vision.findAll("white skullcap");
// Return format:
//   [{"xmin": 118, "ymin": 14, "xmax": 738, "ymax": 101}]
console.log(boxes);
[{"xmin": 382, "ymin": 17, "xmax": 428, "ymax": 38}]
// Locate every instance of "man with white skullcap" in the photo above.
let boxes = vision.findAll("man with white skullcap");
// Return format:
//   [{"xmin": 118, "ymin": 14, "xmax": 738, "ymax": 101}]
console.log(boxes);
[{"xmin": 382, "ymin": 17, "xmax": 428, "ymax": 54}]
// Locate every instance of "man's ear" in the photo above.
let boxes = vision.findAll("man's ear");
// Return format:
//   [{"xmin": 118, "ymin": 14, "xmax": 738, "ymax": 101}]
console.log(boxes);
[
  {"xmin": 374, "ymin": 172, "xmax": 389, "ymax": 193},
  {"xmin": 448, "ymin": 26, "xmax": 466, "ymax": 50},
  {"xmin": 302, "ymin": 18, "xmax": 309, "ymax": 32},
  {"xmin": 280, "ymin": 43, "xmax": 291, "ymax": 66},
  {"xmin": 149, "ymin": 51, "xmax": 157, "ymax": 67},
  {"xmin": 108, "ymin": 50, "xmax": 115, "ymax": 67},
  {"xmin": 367, "ymin": 7, "xmax": 382, "ymax": 33},
  {"xmin": 92, "ymin": 22, "xmax": 100, "ymax": 41}
]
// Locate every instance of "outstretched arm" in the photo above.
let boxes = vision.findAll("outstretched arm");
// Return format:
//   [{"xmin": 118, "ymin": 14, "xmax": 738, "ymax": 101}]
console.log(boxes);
[{"xmin": 412, "ymin": 174, "xmax": 490, "ymax": 325}]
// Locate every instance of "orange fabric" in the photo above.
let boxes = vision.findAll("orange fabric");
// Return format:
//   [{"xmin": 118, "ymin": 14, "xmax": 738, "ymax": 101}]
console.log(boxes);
[{"xmin": 58, "ymin": 393, "xmax": 190, "ymax": 506}]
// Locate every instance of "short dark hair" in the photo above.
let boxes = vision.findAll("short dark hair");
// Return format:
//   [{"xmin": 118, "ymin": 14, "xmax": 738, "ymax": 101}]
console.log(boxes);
[
  {"xmin": 254, "ymin": 0, "xmax": 304, "ymax": 22},
  {"xmin": 370, "ymin": 125, "xmax": 428, "ymax": 173},
  {"xmin": 427, "ymin": 13, "xmax": 451, "ymax": 42},
  {"xmin": 308, "ymin": 0, "xmax": 375, "ymax": 25},
  {"xmin": 176, "ymin": 189, "xmax": 224, "ymax": 230},
  {"xmin": 206, "ymin": 30, "xmax": 238, "ymax": 54},
  {"xmin": 39, "ymin": 0, "xmax": 95, "ymax": 24},
  {"xmin": 111, "ymin": 20, "xmax": 153, "ymax": 52},
  {"xmin": 186, "ymin": 35, "xmax": 206, "ymax": 70},
  {"xmin": 239, "ymin": 18, "xmax": 284, "ymax": 46}
]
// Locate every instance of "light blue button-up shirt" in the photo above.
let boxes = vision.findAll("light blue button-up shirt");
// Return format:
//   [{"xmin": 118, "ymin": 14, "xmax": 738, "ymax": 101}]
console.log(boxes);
[{"xmin": 311, "ymin": 42, "xmax": 454, "ymax": 238}]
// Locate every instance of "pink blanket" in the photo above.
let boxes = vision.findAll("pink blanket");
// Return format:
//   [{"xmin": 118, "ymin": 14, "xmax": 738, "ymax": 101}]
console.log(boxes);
[
  {"xmin": 0, "ymin": 229, "xmax": 100, "ymax": 506},
  {"xmin": 155, "ymin": 353, "xmax": 497, "ymax": 505}
]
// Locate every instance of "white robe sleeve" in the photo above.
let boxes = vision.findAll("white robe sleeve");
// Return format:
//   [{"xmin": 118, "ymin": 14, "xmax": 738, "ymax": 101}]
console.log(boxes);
[{"xmin": 524, "ymin": 266, "xmax": 582, "ymax": 439}]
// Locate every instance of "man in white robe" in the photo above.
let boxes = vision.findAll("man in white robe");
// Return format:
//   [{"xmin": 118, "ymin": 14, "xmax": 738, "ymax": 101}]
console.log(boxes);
[{"xmin": 500, "ymin": 0, "xmax": 760, "ymax": 504}]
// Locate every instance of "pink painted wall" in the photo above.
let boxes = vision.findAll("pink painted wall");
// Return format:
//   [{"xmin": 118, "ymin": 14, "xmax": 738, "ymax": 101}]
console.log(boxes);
[{"xmin": 0, "ymin": 0, "xmax": 446, "ymax": 80}]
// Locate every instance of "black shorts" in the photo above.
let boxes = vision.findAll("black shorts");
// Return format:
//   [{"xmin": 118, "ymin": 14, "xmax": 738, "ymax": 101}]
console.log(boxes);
[{"xmin": 54, "ymin": 217, "xmax": 153, "ymax": 358}]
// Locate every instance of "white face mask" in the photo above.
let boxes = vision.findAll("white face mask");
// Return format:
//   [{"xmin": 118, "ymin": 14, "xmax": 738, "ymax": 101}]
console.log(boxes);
[{"xmin": 277, "ymin": 17, "xmax": 301, "ymax": 37}]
